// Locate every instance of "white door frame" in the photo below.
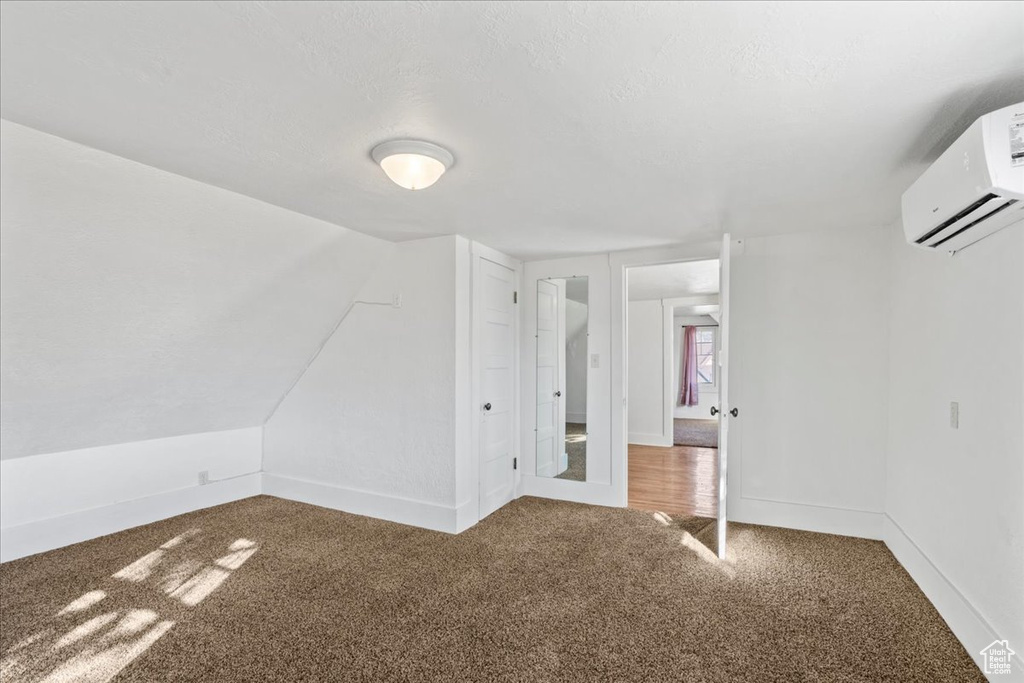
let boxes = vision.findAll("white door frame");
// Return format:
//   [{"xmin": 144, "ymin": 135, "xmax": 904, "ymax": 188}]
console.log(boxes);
[
  {"xmin": 609, "ymin": 240, "xmax": 722, "ymax": 508},
  {"xmin": 470, "ymin": 241, "xmax": 522, "ymax": 524},
  {"xmin": 716, "ymin": 233, "xmax": 733, "ymax": 558}
]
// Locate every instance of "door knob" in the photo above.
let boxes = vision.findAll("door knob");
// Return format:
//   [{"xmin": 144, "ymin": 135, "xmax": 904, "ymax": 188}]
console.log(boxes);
[
  {"xmin": 554, "ymin": 391, "xmax": 562, "ymax": 397},
  {"xmin": 710, "ymin": 406, "xmax": 719, "ymax": 416},
  {"xmin": 730, "ymin": 407, "xmax": 739, "ymax": 417},
  {"xmin": 483, "ymin": 403, "xmax": 492, "ymax": 411}
]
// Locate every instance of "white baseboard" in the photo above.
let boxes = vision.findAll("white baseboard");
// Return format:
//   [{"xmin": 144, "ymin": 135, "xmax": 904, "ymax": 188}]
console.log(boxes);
[
  {"xmin": 262, "ymin": 473, "xmax": 464, "ymax": 534},
  {"xmin": 883, "ymin": 514, "xmax": 1018, "ymax": 678},
  {"xmin": 729, "ymin": 496, "xmax": 884, "ymax": 540},
  {"xmin": 453, "ymin": 499, "xmax": 479, "ymax": 534},
  {"xmin": 628, "ymin": 432, "xmax": 673, "ymax": 448},
  {"xmin": 519, "ymin": 476, "xmax": 622, "ymax": 507},
  {"xmin": 0, "ymin": 474, "xmax": 261, "ymax": 563}
]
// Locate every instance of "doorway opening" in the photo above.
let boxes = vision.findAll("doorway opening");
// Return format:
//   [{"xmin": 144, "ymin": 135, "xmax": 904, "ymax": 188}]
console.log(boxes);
[{"xmin": 625, "ymin": 259, "xmax": 721, "ymax": 520}]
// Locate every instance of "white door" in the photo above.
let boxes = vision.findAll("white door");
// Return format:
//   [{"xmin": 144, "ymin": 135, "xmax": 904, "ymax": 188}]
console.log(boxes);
[
  {"xmin": 478, "ymin": 256, "xmax": 516, "ymax": 520},
  {"xmin": 716, "ymin": 234, "xmax": 733, "ymax": 559},
  {"xmin": 535, "ymin": 279, "xmax": 563, "ymax": 477}
]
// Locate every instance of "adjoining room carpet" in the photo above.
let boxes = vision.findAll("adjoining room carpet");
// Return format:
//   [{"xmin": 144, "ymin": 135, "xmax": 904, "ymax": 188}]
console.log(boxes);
[
  {"xmin": 0, "ymin": 496, "xmax": 981, "ymax": 682},
  {"xmin": 674, "ymin": 417, "xmax": 719, "ymax": 448},
  {"xmin": 556, "ymin": 422, "xmax": 586, "ymax": 481}
]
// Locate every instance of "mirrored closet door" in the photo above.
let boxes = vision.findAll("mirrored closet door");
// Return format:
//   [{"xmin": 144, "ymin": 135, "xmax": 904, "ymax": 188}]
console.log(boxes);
[{"xmin": 536, "ymin": 276, "xmax": 588, "ymax": 482}]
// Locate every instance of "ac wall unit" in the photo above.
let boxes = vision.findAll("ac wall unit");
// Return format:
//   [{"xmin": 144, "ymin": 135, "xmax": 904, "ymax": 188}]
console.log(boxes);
[{"xmin": 902, "ymin": 101, "xmax": 1024, "ymax": 253}]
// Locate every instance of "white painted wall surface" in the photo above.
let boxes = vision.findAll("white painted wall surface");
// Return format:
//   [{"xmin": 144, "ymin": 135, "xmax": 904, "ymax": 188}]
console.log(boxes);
[
  {"xmin": 263, "ymin": 236, "xmax": 465, "ymax": 527},
  {"xmin": 728, "ymin": 227, "xmax": 890, "ymax": 536},
  {"xmin": 672, "ymin": 316, "xmax": 719, "ymax": 420},
  {"xmin": 0, "ymin": 120, "xmax": 390, "ymax": 458},
  {"xmin": 565, "ymin": 299, "xmax": 589, "ymax": 423},
  {"xmin": 453, "ymin": 238, "xmax": 475, "ymax": 531},
  {"xmin": 627, "ymin": 300, "xmax": 671, "ymax": 446},
  {"xmin": 885, "ymin": 221, "xmax": 1024, "ymax": 669},
  {"xmin": 0, "ymin": 427, "xmax": 261, "ymax": 561}
]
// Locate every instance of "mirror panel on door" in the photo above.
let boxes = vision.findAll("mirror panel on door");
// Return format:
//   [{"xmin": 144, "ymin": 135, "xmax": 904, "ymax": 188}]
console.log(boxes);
[{"xmin": 536, "ymin": 276, "xmax": 588, "ymax": 481}]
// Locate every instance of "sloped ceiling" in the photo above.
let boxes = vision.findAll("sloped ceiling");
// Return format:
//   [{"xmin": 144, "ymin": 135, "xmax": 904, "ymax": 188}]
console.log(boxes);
[
  {"xmin": 1, "ymin": 2, "xmax": 1022, "ymax": 260},
  {"xmin": 0, "ymin": 121, "xmax": 392, "ymax": 458}
]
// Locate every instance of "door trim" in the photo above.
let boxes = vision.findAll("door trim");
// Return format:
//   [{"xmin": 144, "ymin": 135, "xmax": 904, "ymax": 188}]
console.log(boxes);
[
  {"xmin": 716, "ymin": 233, "xmax": 732, "ymax": 558},
  {"xmin": 609, "ymin": 241, "xmax": 721, "ymax": 508}
]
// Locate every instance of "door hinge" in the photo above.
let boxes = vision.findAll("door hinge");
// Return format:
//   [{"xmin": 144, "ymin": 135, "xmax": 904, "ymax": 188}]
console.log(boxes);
[
  {"xmin": 513, "ymin": 291, "xmax": 518, "ymax": 304},
  {"xmin": 513, "ymin": 457, "xmax": 517, "ymax": 470}
]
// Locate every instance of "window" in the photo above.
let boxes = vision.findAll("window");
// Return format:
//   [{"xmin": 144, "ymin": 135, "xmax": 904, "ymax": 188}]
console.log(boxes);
[{"xmin": 695, "ymin": 327, "xmax": 716, "ymax": 385}]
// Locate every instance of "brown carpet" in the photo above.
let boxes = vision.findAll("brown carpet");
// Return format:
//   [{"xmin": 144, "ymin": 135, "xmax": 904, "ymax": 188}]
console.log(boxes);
[
  {"xmin": 555, "ymin": 422, "xmax": 586, "ymax": 482},
  {"xmin": 674, "ymin": 417, "xmax": 719, "ymax": 448},
  {"xmin": 0, "ymin": 496, "xmax": 981, "ymax": 682}
]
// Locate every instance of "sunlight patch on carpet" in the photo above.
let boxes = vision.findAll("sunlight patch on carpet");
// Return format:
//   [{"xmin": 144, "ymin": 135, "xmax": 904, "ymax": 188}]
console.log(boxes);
[{"xmin": 0, "ymin": 532, "xmax": 258, "ymax": 683}]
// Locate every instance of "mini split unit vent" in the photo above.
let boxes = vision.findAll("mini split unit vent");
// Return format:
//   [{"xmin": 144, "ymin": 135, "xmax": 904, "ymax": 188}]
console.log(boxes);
[{"xmin": 902, "ymin": 102, "xmax": 1024, "ymax": 253}]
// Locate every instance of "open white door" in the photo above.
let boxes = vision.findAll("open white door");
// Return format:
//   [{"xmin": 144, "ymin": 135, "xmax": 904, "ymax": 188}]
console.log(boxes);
[
  {"xmin": 716, "ymin": 234, "xmax": 733, "ymax": 559},
  {"xmin": 554, "ymin": 280, "xmax": 567, "ymax": 474},
  {"xmin": 535, "ymin": 279, "xmax": 561, "ymax": 478}
]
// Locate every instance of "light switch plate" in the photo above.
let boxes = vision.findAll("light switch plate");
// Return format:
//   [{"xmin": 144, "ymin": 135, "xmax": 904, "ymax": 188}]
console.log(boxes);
[
  {"xmin": 591, "ymin": 353, "xmax": 600, "ymax": 369},
  {"xmin": 950, "ymin": 402, "xmax": 959, "ymax": 429}
]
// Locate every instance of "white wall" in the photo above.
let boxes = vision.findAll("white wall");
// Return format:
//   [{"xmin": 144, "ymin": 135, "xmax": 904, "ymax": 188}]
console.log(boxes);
[
  {"xmin": 727, "ymin": 227, "xmax": 890, "ymax": 538},
  {"xmin": 262, "ymin": 236, "xmax": 471, "ymax": 532},
  {"xmin": 672, "ymin": 315, "xmax": 719, "ymax": 420},
  {"xmin": 0, "ymin": 120, "xmax": 390, "ymax": 458},
  {"xmin": 454, "ymin": 239, "xmax": 475, "ymax": 532},
  {"xmin": 565, "ymin": 299, "xmax": 589, "ymax": 423},
  {"xmin": 885, "ymin": 221, "xmax": 1023, "ymax": 671},
  {"xmin": 627, "ymin": 300, "xmax": 671, "ymax": 446},
  {"xmin": 0, "ymin": 428, "xmax": 262, "ymax": 562}
]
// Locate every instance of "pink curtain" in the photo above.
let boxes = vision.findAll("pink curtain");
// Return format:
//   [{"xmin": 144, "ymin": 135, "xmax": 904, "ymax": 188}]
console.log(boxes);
[{"xmin": 679, "ymin": 326, "xmax": 699, "ymax": 406}]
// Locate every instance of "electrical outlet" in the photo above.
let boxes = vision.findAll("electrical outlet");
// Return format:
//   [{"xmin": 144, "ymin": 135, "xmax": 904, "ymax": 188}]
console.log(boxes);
[
  {"xmin": 198, "ymin": 470, "xmax": 209, "ymax": 486},
  {"xmin": 392, "ymin": 293, "xmax": 402, "ymax": 308},
  {"xmin": 591, "ymin": 353, "xmax": 600, "ymax": 369},
  {"xmin": 949, "ymin": 402, "xmax": 959, "ymax": 429}
]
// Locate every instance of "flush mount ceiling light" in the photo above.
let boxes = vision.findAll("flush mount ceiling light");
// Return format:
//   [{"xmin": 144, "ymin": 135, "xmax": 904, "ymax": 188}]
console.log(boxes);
[{"xmin": 370, "ymin": 139, "xmax": 454, "ymax": 190}]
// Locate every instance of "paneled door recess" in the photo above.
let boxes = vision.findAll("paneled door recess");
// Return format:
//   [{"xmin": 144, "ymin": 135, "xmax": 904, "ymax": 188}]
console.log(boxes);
[{"xmin": 478, "ymin": 256, "xmax": 517, "ymax": 520}]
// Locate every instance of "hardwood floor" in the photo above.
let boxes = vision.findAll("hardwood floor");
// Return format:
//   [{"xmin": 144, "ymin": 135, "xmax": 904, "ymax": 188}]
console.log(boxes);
[{"xmin": 628, "ymin": 444, "xmax": 718, "ymax": 518}]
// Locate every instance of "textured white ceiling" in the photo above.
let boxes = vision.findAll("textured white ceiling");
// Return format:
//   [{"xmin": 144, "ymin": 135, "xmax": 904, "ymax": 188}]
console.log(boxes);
[
  {"xmin": 628, "ymin": 259, "xmax": 719, "ymax": 301},
  {"xmin": 1, "ymin": 1, "xmax": 1022, "ymax": 259}
]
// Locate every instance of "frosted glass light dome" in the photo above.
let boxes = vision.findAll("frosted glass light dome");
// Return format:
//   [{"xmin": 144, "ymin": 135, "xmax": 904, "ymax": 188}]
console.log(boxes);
[{"xmin": 371, "ymin": 140, "xmax": 454, "ymax": 190}]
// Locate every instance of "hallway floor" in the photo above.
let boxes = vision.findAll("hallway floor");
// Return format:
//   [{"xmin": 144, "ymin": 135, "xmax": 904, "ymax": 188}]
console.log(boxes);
[{"xmin": 628, "ymin": 443, "xmax": 718, "ymax": 517}]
